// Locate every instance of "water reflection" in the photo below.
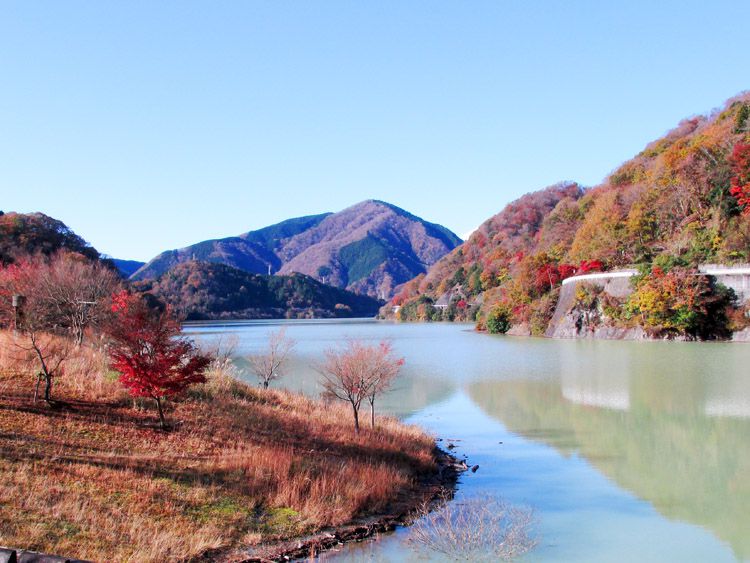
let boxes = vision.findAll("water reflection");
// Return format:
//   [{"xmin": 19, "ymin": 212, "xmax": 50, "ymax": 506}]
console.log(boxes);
[
  {"xmin": 186, "ymin": 319, "xmax": 457, "ymax": 418},
  {"xmin": 185, "ymin": 322, "xmax": 750, "ymax": 561},
  {"xmin": 469, "ymin": 341, "xmax": 750, "ymax": 560}
]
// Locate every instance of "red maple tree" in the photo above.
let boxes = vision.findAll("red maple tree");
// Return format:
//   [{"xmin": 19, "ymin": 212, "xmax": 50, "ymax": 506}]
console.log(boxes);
[
  {"xmin": 729, "ymin": 143, "xmax": 750, "ymax": 214},
  {"xmin": 107, "ymin": 291, "xmax": 210, "ymax": 428},
  {"xmin": 578, "ymin": 259, "xmax": 604, "ymax": 274}
]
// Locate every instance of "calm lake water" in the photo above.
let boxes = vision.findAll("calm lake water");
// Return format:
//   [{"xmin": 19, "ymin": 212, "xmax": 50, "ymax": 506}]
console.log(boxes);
[{"xmin": 184, "ymin": 320, "xmax": 750, "ymax": 562}]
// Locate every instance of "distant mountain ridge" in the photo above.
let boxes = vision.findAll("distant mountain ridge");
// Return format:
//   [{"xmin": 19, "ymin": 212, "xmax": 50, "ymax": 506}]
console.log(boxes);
[
  {"xmin": 133, "ymin": 260, "xmax": 381, "ymax": 320},
  {"xmin": 132, "ymin": 201, "xmax": 461, "ymax": 298},
  {"xmin": 111, "ymin": 258, "xmax": 145, "ymax": 277}
]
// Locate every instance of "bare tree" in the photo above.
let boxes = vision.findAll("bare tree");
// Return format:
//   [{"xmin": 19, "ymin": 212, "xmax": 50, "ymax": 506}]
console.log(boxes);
[
  {"xmin": 318, "ymin": 340, "xmax": 403, "ymax": 434},
  {"xmin": 0, "ymin": 258, "xmax": 71, "ymax": 404},
  {"xmin": 248, "ymin": 328, "xmax": 295, "ymax": 389},
  {"xmin": 406, "ymin": 495, "xmax": 537, "ymax": 562},
  {"xmin": 365, "ymin": 341, "xmax": 402, "ymax": 429},
  {"xmin": 37, "ymin": 252, "xmax": 121, "ymax": 345},
  {"xmin": 25, "ymin": 331, "xmax": 70, "ymax": 404},
  {"xmin": 0, "ymin": 252, "xmax": 121, "ymax": 345},
  {"xmin": 0, "ymin": 253, "xmax": 120, "ymax": 402}
]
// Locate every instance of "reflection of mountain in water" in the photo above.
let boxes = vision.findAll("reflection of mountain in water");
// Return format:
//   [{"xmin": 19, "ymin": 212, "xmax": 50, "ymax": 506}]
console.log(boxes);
[
  {"xmin": 468, "ymin": 342, "xmax": 750, "ymax": 560},
  {"xmin": 232, "ymin": 355, "xmax": 455, "ymax": 419}
]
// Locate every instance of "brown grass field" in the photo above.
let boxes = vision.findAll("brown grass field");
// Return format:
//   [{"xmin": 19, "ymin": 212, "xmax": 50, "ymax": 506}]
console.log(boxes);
[{"xmin": 0, "ymin": 333, "xmax": 437, "ymax": 562}]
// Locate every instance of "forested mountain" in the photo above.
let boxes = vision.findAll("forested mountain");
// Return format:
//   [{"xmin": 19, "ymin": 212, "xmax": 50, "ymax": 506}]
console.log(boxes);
[
  {"xmin": 0, "ymin": 210, "xmax": 381, "ymax": 320},
  {"xmin": 131, "ymin": 214, "xmax": 330, "ymax": 282},
  {"xmin": 133, "ymin": 260, "xmax": 381, "ymax": 320},
  {"xmin": 0, "ymin": 211, "xmax": 102, "ymax": 264},
  {"xmin": 391, "ymin": 93, "xmax": 750, "ymax": 339},
  {"xmin": 132, "ymin": 201, "xmax": 461, "ymax": 299},
  {"xmin": 110, "ymin": 259, "xmax": 145, "ymax": 278}
]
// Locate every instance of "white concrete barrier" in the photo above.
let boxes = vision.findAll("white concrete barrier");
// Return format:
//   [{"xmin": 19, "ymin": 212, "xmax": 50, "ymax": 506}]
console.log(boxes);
[{"xmin": 561, "ymin": 270, "xmax": 638, "ymax": 286}]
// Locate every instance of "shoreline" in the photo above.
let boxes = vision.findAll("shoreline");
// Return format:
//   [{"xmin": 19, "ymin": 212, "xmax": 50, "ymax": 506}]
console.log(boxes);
[{"xmin": 199, "ymin": 447, "xmax": 467, "ymax": 562}]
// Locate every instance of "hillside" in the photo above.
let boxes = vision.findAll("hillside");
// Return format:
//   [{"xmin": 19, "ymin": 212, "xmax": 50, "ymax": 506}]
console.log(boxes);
[
  {"xmin": 133, "ymin": 260, "xmax": 382, "ymax": 320},
  {"xmin": 0, "ymin": 211, "xmax": 102, "ymax": 264},
  {"xmin": 391, "ymin": 92, "xmax": 750, "ymax": 339},
  {"xmin": 132, "ymin": 201, "xmax": 461, "ymax": 299},
  {"xmin": 0, "ymin": 338, "xmax": 442, "ymax": 562},
  {"xmin": 111, "ymin": 258, "xmax": 145, "ymax": 277}
]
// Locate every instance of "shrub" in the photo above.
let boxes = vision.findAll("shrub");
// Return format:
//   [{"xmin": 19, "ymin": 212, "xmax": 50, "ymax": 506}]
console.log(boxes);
[
  {"xmin": 486, "ymin": 304, "xmax": 513, "ymax": 334},
  {"xmin": 529, "ymin": 288, "xmax": 560, "ymax": 335},
  {"xmin": 625, "ymin": 267, "xmax": 735, "ymax": 339}
]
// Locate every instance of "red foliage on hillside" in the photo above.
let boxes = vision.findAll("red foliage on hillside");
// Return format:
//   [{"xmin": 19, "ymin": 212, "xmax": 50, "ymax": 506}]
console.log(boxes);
[
  {"xmin": 391, "ymin": 92, "xmax": 750, "ymax": 337},
  {"xmin": 730, "ymin": 143, "xmax": 750, "ymax": 213}
]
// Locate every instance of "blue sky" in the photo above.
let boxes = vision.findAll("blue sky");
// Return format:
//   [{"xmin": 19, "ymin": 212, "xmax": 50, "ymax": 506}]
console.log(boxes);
[{"xmin": 2, "ymin": 1, "xmax": 749, "ymax": 261}]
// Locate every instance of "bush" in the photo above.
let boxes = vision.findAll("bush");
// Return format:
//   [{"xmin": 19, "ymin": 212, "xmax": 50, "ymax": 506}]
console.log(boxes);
[
  {"xmin": 625, "ymin": 267, "xmax": 735, "ymax": 339},
  {"xmin": 529, "ymin": 288, "xmax": 560, "ymax": 335},
  {"xmin": 486, "ymin": 305, "xmax": 513, "ymax": 334}
]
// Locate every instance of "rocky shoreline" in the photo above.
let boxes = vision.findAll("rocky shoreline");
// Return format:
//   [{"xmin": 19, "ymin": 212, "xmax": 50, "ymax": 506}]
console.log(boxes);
[{"xmin": 198, "ymin": 447, "xmax": 467, "ymax": 563}]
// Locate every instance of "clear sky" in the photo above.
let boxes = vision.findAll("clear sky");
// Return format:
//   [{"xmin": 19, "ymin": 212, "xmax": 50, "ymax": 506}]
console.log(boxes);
[{"xmin": 2, "ymin": 1, "xmax": 749, "ymax": 261}]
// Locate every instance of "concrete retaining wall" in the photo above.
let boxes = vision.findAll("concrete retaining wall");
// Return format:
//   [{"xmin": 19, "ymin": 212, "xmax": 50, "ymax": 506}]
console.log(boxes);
[
  {"xmin": 699, "ymin": 264, "xmax": 750, "ymax": 302},
  {"xmin": 547, "ymin": 273, "xmax": 638, "ymax": 338},
  {"xmin": 547, "ymin": 264, "xmax": 750, "ymax": 339}
]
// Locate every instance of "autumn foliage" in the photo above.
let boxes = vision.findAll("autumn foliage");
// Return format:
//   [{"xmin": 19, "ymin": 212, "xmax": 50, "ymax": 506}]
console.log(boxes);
[
  {"xmin": 391, "ymin": 93, "xmax": 750, "ymax": 338},
  {"xmin": 0, "ymin": 253, "xmax": 121, "ymax": 403},
  {"xmin": 625, "ymin": 267, "xmax": 734, "ymax": 339},
  {"xmin": 107, "ymin": 290, "xmax": 210, "ymax": 427},
  {"xmin": 729, "ymin": 143, "xmax": 750, "ymax": 214}
]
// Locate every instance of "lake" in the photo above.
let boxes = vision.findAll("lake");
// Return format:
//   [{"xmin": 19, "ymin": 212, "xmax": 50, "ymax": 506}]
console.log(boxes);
[{"xmin": 184, "ymin": 320, "xmax": 750, "ymax": 562}]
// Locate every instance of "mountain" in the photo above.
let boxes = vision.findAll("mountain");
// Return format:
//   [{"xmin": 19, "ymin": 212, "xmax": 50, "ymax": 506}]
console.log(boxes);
[
  {"xmin": 133, "ymin": 260, "xmax": 381, "ymax": 320},
  {"xmin": 131, "ymin": 214, "xmax": 329, "ymax": 282},
  {"xmin": 132, "ymin": 201, "xmax": 461, "ymax": 298},
  {"xmin": 110, "ymin": 259, "xmax": 145, "ymax": 278},
  {"xmin": 391, "ymin": 92, "xmax": 750, "ymax": 339},
  {"xmin": 0, "ymin": 211, "xmax": 101, "ymax": 264}
]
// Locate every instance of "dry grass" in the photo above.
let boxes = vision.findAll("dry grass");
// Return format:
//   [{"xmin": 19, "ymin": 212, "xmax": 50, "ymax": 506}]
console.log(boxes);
[
  {"xmin": 0, "ymin": 332, "xmax": 437, "ymax": 562},
  {"xmin": 0, "ymin": 332, "xmax": 123, "ymax": 401}
]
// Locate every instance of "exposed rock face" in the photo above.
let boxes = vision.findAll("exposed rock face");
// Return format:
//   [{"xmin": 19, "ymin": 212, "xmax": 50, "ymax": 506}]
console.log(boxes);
[
  {"xmin": 506, "ymin": 323, "xmax": 532, "ymax": 337},
  {"xmin": 546, "ymin": 274, "xmax": 636, "ymax": 338},
  {"xmin": 132, "ymin": 201, "xmax": 460, "ymax": 299}
]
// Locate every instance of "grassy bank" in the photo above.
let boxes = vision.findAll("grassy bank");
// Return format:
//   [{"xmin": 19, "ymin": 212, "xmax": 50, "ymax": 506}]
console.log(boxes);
[{"xmin": 0, "ymin": 333, "xmax": 440, "ymax": 562}]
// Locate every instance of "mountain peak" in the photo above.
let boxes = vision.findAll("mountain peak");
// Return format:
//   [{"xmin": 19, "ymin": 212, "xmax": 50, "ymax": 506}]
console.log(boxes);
[{"xmin": 132, "ymin": 202, "xmax": 461, "ymax": 298}]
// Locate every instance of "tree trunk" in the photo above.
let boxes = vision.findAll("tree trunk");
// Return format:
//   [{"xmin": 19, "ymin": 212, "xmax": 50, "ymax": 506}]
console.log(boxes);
[
  {"xmin": 155, "ymin": 396, "xmax": 166, "ymax": 429},
  {"xmin": 263, "ymin": 380, "xmax": 269, "ymax": 389},
  {"xmin": 31, "ymin": 339, "xmax": 54, "ymax": 405},
  {"xmin": 34, "ymin": 372, "xmax": 42, "ymax": 403},
  {"xmin": 351, "ymin": 403, "xmax": 360, "ymax": 434},
  {"xmin": 370, "ymin": 397, "xmax": 375, "ymax": 429},
  {"xmin": 73, "ymin": 326, "xmax": 84, "ymax": 347},
  {"xmin": 43, "ymin": 374, "xmax": 53, "ymax": 404}
]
